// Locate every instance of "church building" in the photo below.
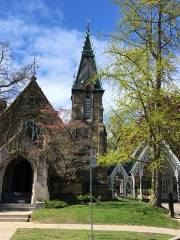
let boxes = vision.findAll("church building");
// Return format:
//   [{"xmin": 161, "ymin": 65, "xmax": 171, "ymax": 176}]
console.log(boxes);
[{"xmin": 0, "ymin": 29, "xmax": 109, "ymax": 206}]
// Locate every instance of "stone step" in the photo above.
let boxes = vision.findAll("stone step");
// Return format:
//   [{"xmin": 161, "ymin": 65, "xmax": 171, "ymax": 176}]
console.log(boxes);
[
  {"xmin": 0, "ymin": 203, "xmax": 35, "ymax": 211},
  {"xmin": 0, "ymin": 217, "xmax": 29, "ymax": 222},
  {"xmin": 0, "ymin": 214, "xmax": 29, "ymax": 218},
  {"xmin": 0, "ymin": 211, "xmax": 32, "ymax": 222}
]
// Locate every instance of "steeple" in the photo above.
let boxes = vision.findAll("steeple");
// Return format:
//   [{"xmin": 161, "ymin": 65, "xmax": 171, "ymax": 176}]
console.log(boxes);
[
  {"xmin": 72, "ymin": 27, "xmax": 102, "ymax": 90},
  {"xmin": 71, "ymin": 26, "xmax": 105, "ymax": 123}
]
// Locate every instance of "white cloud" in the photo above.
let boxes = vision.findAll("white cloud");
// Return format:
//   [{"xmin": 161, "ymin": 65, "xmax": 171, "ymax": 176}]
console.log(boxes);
[
  {"xmin": 19, "ymin": 0, "xmax": 49, "ymax": 15},
  {"xmin": 1, "ymin": 0, "xmax": 63, "ymax": 25},
  {"xmin": 0, "ymin": 14, "xmax": 114, "ymax": 114}
]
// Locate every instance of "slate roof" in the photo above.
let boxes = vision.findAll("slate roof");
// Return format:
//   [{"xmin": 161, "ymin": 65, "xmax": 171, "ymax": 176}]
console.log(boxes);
[{"xmin": 72, "ymin": 30, "xmax": 103, "ymax": 90}]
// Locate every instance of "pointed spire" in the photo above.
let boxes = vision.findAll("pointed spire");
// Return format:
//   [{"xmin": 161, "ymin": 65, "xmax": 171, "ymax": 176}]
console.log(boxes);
[
  {"xmin": 82, "ymin": 22, "xmax": 94, "ymax": 58},
  {"xmin": 72, "ymin": 24, "xmax": 102, "ymax": 90}
]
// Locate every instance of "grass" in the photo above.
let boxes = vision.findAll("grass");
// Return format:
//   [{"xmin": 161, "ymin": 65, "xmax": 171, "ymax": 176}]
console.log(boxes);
[
  {"xmin": 32, "ymin": 199, "xmax": 180, "ymax": 229},
  {"xmin": 12, "ymin": 229, "xmax": 173, "ymax": 240}
]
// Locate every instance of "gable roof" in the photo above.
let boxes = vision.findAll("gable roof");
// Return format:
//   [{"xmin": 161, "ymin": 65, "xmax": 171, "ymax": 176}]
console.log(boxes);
[
  {"xmin": 130, "ymin": 142, "xmax": 180, "ymax": 176},
  {"xmin": 0, "ymin": 77, "xmax": 62, "ymax": 147}
]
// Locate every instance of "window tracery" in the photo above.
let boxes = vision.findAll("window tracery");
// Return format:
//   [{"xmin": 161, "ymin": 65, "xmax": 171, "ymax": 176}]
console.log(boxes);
[{"xmin": 24, "ymin": 120, "xmax": 41, "ymax": 143}]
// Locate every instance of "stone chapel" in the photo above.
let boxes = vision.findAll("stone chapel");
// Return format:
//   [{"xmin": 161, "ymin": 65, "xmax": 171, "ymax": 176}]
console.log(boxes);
[{"xmin": 0, "ymin": 29, "xmax": 109, "ymax": 206}]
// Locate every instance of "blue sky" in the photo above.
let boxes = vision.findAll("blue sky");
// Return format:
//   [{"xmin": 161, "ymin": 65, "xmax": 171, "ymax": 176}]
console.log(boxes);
[
  {"xmin": 0, "ymin": 0, "xmax": 119, "ymax": 114},
  {"xmin": 59, "ymin": 0, "xmax": 118, "ymax": 33},
  {"xmin": 0, "ymin": 0, "xmax": 118, "ymax": 32}
]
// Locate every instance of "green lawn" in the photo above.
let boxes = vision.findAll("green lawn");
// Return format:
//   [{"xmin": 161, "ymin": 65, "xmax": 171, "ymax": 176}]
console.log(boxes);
[
  {"xmin": 12, "ymin": 229, "xmax": 173, "ymax": 240},
  {"xmin": 32, "ymin": 199, "xmax": 180, "ymax": 229}
]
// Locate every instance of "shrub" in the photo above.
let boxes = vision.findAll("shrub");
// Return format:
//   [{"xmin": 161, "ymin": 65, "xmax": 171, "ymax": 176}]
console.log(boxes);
[
  {"xmin": 45, "ymin": 200, "xmax": 67, "ymax": 209},
  {"xmin": 76, "ymin": 194, "xmax": 98, "ymax": 204}
]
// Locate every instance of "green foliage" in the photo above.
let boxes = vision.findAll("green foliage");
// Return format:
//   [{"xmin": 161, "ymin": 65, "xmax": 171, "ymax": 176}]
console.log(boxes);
[
  {"xmin": 99, "ymin": 0, "xmax": 180, "ymax": 168},
  {"xmin": 98, "ymin": 1, "xmax": 180, "ymax": 205},
  {"xmin": 45, "ymin": 200, "xmax": 67, "ymax": 209},
  {"xmin": 76, "ymin": 194, "xmax": 99, "ymax": 204}
]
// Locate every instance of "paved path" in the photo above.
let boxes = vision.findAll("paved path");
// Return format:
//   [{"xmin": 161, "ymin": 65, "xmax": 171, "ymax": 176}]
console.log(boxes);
[
  {"xmin": 0, "ymin": 222, "xmax": 180, "ymax": 240},
  {"xmin": 1, "ymin": 204, "xmax": 180, "ymax": 240}
]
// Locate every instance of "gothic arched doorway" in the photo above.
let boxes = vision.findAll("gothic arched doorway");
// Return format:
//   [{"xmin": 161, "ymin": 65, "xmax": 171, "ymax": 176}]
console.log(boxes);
[{"xmin": 2, "ymin": 156, "xmax": 33, "ymax": 203}]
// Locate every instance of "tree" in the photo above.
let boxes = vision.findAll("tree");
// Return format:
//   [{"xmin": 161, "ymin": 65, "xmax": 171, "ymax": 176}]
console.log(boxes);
[
  {"xmin": 100, "ymin": 0, "xmax": 180, "ymax": 206},
  {"xmin": 0, "ymin": 42, "xmax": 30, "ymax": 103},
  {"xmin": 41, "ymin": 108, "xmax": 94, "ymax": 195}
]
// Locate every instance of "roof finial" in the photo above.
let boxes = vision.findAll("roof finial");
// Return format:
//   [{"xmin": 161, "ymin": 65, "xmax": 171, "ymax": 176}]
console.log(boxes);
[
  {"xmin": 86, "ymin": 18, "xmax": 91, "ymax": 34},
  {"xmin": 31, "ymin": 57, "xmax": 39, "ymax": 80}
]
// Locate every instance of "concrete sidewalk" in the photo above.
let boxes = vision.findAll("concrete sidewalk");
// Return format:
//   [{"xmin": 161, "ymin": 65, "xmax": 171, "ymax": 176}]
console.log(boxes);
[{"xmin": 0, "ymin": 222, "xmax": 180, "ymax": 240}]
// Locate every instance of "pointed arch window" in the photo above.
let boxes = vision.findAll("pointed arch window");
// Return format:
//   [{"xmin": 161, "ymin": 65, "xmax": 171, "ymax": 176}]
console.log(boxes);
[
  {"xmin": 24, "ymin": 120, "xmax": 41, "ymax": 142},
  {"xmin": 84, "ymin": 92, "xmax": 92, "ymax": 120}
]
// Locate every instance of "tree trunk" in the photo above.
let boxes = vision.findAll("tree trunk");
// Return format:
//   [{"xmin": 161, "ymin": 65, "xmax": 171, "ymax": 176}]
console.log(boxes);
[
  {"xmin": 149, "ymin": 3, "xmax": 163, "ymax": 209},
  {"xmin": 149, "ymin": 168, "xmax": 162, "ymax": 207}
]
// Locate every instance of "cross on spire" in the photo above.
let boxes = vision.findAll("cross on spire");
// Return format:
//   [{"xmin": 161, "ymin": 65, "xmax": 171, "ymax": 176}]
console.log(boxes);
[{"xmin": 31, "ymin": 57, "xmax": 39, "ymax": 78}]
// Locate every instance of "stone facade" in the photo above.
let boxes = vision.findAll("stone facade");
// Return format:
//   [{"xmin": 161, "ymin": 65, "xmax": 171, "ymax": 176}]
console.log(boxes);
[
  {"xmin": 71, "ymin": 29, "xmax": 107, "ymax": 155},
  {"xmin": 0, "ymin": 78, "xmax": 59, "ymax": 204},
  {"xmin": 0, "ymin": 30, "xmax": 109, "ymax": 205}
]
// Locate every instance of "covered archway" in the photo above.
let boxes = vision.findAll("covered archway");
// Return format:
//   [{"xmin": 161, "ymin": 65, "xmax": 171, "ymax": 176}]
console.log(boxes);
[
  {"xmin": 109, "ymin": 164, "xmax": 130, "ymax": 198},
  {"xmin": 1, "ymin": 156, "xmax": 33, "ymax": 203}
]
